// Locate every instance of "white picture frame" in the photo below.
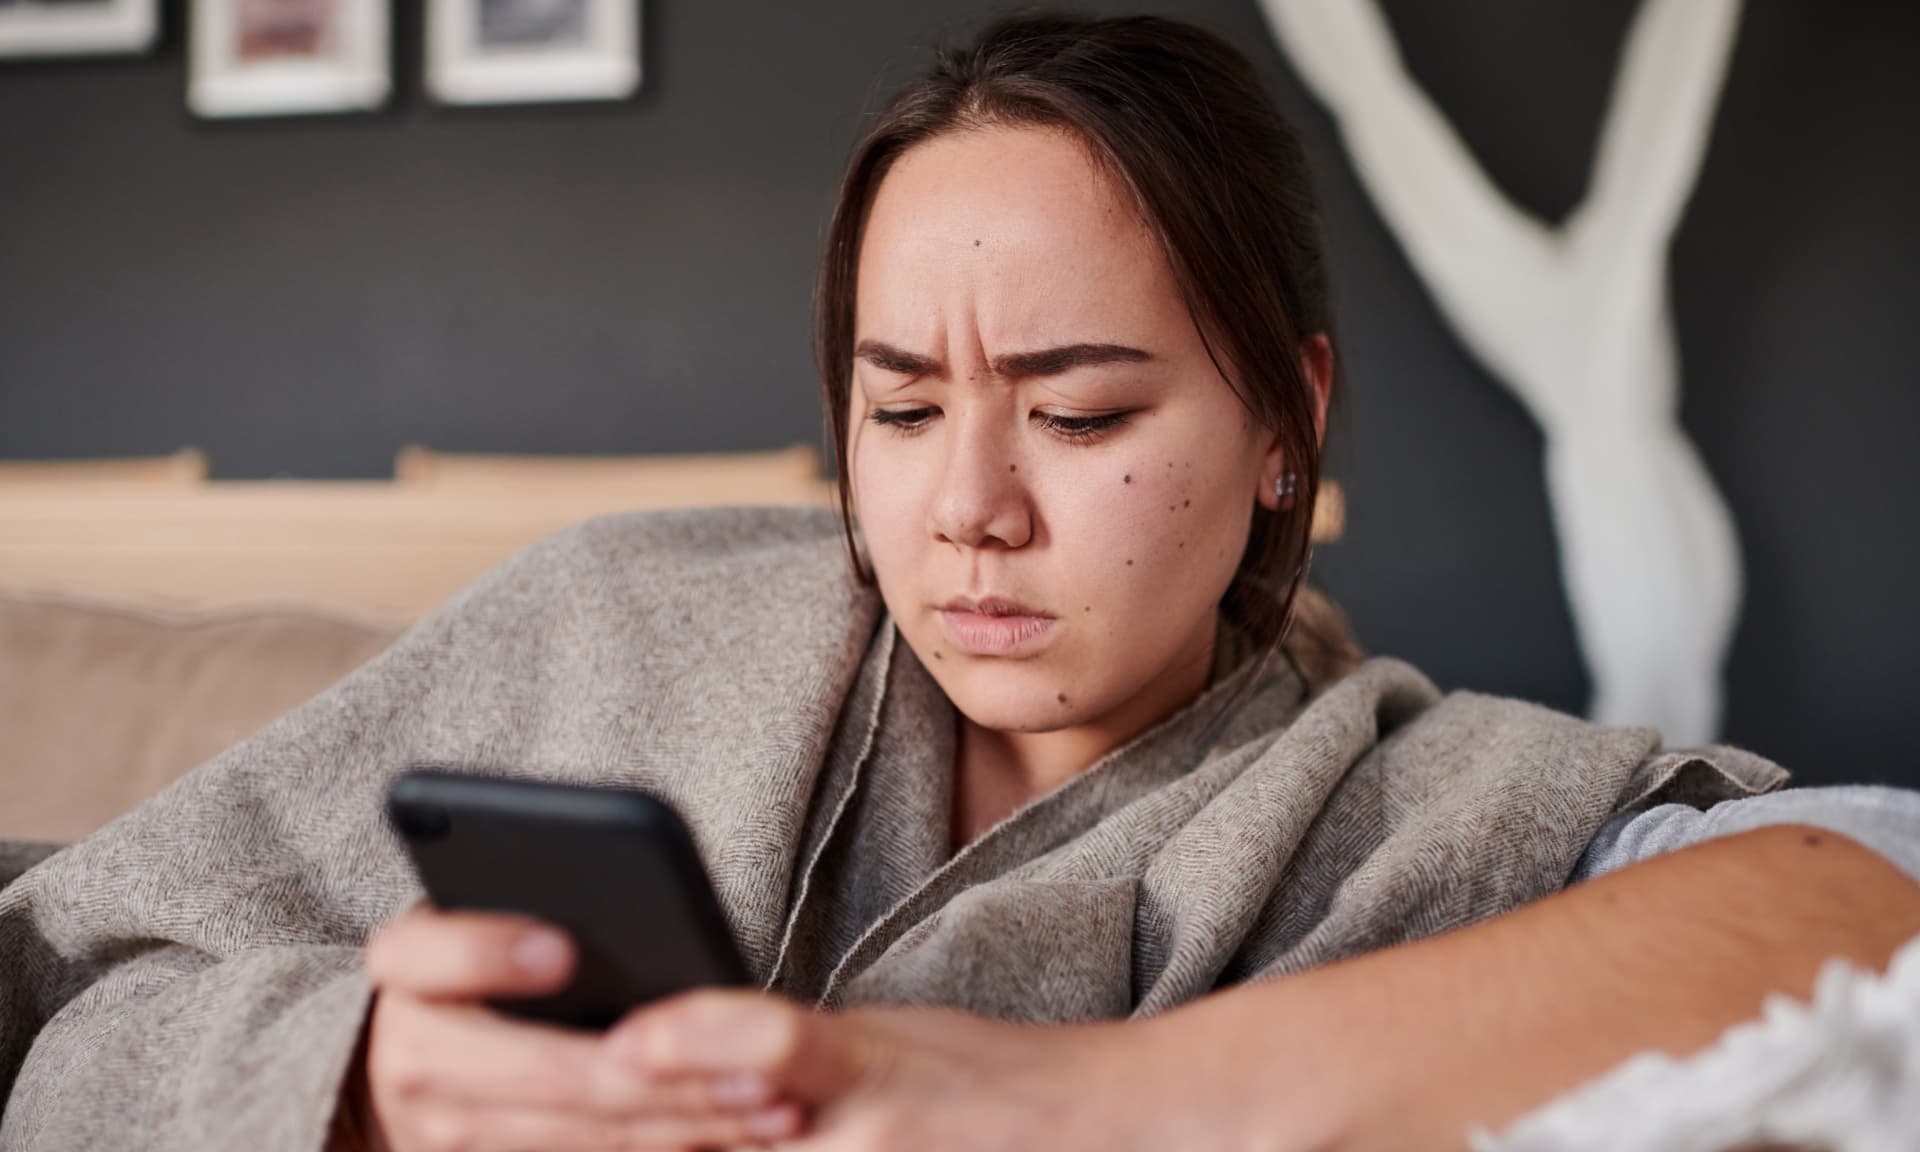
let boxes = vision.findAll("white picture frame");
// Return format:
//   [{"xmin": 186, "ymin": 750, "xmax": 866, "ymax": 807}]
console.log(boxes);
[
  {"xmin": 428, "ymin": 0, "xmax": 639, "ymax": 106},
  {"xmin": 189, "ymin": 0, "xmax": 391, "ymax": 119},
  {"xmin": 0, "ymin": 0, "xmax": 158, "ymax": 58}
]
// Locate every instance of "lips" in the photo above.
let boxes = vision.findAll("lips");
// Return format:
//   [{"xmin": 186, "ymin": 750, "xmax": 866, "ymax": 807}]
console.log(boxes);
[{"xmin": 936, "ymin": 596, "xmax": 1056, "ymax": 656}]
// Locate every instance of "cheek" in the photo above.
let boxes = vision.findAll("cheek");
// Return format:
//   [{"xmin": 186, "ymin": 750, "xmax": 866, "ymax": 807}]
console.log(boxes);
[
  {"xmin": 1054, "ymin": 453, "xmax": 1248, "ymax": 618},
  {"xmin": 849, "ymin": 438, "xmax": 926, "ymax": 583}
]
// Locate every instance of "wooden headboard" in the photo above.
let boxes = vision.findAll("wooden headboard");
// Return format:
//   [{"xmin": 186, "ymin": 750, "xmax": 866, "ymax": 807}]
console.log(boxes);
[{"xmin": 0, "ymin": 447, "xmax": 1343, "ymax": 620}]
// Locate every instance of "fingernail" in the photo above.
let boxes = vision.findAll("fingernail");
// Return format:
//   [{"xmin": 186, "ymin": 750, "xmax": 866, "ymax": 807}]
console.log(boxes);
[
  {"xmin": 710, "ymin": 1071, "xmax": 771, "ymax": 1109},
  {"xmin": 744, "ymin": 1105, "xmax": 799, "ymax": 1139},
  {"xmin": 511, "ymin": 929, "xmax": 569, "ymax": 975}
]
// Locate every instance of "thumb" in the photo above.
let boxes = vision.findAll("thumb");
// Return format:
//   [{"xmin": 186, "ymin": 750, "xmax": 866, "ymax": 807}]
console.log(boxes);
[
  {"xmin": 364, "ymin": 904, "xmax": 576, "ymax": 1000},
  {"xmin": 606, "ymin": 990, "xmax": 876, "ymax": 1105}
]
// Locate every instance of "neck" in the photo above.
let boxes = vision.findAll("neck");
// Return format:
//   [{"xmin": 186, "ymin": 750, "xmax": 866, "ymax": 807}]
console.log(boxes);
[{"xmin": 950, "ymin": 616, "xmax": 1219, "ymax": 850}]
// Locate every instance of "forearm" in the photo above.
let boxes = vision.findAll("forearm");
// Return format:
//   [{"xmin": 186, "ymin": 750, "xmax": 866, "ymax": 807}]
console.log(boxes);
[{"xmin": 1148, "ymin": 824, "xmax": 1920, "ymax": 1152}]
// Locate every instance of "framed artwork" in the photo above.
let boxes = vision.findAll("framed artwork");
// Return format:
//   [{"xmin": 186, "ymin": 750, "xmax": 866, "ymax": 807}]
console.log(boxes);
[
  {"xmin": 189, "ymin": 0, "xmax": 390, "ymax": 118},
  {"xmin": 428, "ymin": 0, "xmax": 639, "ymax": 106},
  {"xmin": 0, "ymin": 0, "xmax": 158, "ymax": 58}
]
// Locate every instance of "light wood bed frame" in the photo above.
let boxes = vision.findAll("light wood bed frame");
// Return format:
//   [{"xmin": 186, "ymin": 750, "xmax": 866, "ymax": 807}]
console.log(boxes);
[{"xmin": 0, "ymin": 446, "xmax": 1342, "ymax": 620}]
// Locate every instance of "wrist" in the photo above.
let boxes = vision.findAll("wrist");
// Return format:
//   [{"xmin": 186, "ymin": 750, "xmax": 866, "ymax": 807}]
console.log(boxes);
[{"xmin": 1132, "ymin": 983, "xmax": 1361, "ymax": 1152}]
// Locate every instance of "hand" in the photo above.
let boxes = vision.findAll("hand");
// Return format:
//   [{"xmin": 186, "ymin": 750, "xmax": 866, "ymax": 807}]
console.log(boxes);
[
  {"xmin": 605, "ymin": 992, "xmax": 1201, "ymax": 1152},
  {"xmin": 358, "ymin": 904, "xmax": 803, "ymax": 1152}
]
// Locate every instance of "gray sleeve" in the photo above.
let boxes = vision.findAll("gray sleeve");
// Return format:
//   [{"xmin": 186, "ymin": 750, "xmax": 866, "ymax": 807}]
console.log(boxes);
[{"xmin": 1572, "ymin": 784, "xmax": 1920, "ymax": 885}]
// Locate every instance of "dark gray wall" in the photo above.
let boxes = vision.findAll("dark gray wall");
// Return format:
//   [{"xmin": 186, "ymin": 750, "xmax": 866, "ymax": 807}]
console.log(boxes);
[{"xmin": 2, "ymin": 1, "xmax": 1914, "ymax": 788}]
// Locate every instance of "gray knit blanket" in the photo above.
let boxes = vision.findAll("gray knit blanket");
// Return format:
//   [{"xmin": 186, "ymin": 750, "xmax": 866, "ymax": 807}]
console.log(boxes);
[{"xmin": 0, "ymin": 507, "xmax": 1782, "ymax": 1150}]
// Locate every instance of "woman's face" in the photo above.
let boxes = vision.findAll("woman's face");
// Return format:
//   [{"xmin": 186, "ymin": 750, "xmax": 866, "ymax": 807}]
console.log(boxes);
[{"xmin": 849, "ymin": 125, "xmax": 1287, "ymax": 737}]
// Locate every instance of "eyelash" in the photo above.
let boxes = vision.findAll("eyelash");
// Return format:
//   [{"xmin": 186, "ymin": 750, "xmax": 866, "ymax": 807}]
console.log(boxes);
[{"xmin": 868, "ymin": 408, "xmax": 1131, "ymax": 443}]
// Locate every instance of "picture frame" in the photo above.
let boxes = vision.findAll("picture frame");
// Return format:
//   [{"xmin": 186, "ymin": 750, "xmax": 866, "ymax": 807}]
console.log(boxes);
[
  {"xmin": 0, "ymin": 0, "xmax": 158, "ymax": 59},
  {"xmin": 428, "ymin": 0, "xmax": 639, "ymax": 106},
  {"xmin": 189, "ymin": 0, "xmax": 391, "ymax": 119}
]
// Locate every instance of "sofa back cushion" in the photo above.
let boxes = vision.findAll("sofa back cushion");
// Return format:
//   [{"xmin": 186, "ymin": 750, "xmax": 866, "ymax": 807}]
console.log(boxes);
[{"xmin": 0, "ymin": 590, "xmax": 403, "ymax": 842}]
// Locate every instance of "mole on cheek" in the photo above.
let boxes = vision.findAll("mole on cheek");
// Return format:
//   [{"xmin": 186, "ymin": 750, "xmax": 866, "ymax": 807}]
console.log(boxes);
[
  {"xmin": 932, "ymin": 650, "xmax": 943, "ymax": 660},
  {"xmin": 1057, "ymin": 692, "xmax": 1069, "ymax": 705},
  {"xmin": 974, "ymin": 239, "xmax": 981, "ymax": 247},
  {"xmin": 1126, "ymin": 559, "xmax": 1134, "ymax": 566},
  {"xmin": 1123, "ymin": 473, "xmax": 1131, "ymax": 484},
  {"xmin": 1009, "ymin": 464, "xmax": 1017, "ymax": 473}
]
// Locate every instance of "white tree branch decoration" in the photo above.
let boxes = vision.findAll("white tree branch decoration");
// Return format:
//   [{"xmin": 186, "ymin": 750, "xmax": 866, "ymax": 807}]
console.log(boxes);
[{"xmin": 1259, "ymin": 0, "xmax": 1745, "ymax": 745}]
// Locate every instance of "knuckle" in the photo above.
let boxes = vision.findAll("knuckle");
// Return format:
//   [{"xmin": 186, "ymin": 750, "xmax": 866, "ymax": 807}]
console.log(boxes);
[
  {"xmin": 382, "ymin": 1049, "xmax": 435, "ymax": 1101},
  {"xmin": 639, "ymin": 1002, "xmax": 699, "ymax": 1064},
  {"xmin": 445, "ymin": 934, "xmax": 495, "ymax": 984},
  {"xmin": 413, "ymin": 1109, "xmax": 474, "ymax": 1152},
  {"xmin": 372, "ymin": 1026, "xmax": 436, "ymax": 1101},
  {"xmin": 366, "ymin": 907, "xmax": 450, "ymax": 986},
  {"xmin": 762, "ymin": 1010, "xmax": 807, "ymax": 1067},
  {"xmin": 363, "ymin": 928, "xmax": 403, "ymax": 979}
]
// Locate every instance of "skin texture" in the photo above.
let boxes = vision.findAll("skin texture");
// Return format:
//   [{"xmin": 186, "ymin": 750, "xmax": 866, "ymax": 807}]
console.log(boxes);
[
  {"xmin": 847, "ymin": 125, "xmax": 1314, "ymax": 842},
  {"xmin": 342, "ymin": 125, "xmax": 1920, "ymax": 1151}
]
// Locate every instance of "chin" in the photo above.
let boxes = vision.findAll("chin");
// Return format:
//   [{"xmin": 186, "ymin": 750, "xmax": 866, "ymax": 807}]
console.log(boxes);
[{"xmin": 930, "ymin": 658, "xmax": 1093, "ymax": 733}]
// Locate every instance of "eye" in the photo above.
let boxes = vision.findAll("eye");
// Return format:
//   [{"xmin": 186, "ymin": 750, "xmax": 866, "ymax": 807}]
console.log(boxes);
[
  {"xmin": 869, "ymin": 406, "xmax": 939, "ymax": 435},
  {"xmin": 1033, "ymin": 410, "xmax": 1131, "ymax": 442}
]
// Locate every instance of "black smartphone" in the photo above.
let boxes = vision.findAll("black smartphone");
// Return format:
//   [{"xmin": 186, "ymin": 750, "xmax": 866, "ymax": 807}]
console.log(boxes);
[{"xmin": 386, "ymin": 768, "xmax": 749, "ymax": 1031}]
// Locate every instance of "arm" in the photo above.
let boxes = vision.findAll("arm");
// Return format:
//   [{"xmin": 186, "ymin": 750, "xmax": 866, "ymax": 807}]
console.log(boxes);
[
  {"xmin": 1159, "ymin": 822, "xmax": 1920, "ymax": 1150},
  {"xmin": 609, "ymin": 824, "xmax": 1920, "ymax": 1151}
]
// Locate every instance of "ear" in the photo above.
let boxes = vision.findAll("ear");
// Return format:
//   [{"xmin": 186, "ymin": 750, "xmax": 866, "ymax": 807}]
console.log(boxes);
[{"xmin": 1257, "ymin": 332, "xmax": 1336, "ymax": 510}]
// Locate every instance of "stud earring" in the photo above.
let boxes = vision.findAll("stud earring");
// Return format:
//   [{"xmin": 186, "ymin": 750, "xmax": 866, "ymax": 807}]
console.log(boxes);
[{"xmin": 1273, "ymin": 472, "xmax": 1297, "ymax": 505}]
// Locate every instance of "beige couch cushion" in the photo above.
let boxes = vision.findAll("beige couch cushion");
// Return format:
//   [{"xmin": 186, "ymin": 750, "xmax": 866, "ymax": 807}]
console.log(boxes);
[{"xmin": 0, "ymin": 590, "xmax": 403, "ymax": 843}]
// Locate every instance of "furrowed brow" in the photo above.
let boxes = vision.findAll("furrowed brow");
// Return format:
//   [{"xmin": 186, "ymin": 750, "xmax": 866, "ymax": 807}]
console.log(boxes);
[
  {"xmin": 990, "ymin": 343, "xmax": 1152, "ymax": 378},
  {"xmin": 854, "ymin": 340, "xmax": 941, "ymax": 376}
]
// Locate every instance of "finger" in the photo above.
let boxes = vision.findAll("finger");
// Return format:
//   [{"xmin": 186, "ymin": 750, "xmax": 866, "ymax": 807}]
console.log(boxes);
[
  {"xmin": 366, "ymin": 905, "xmax": 574, "ymax": 999},
  {"xmin": 605, "ymin": 991, "xmax": 868, "ymax": 1105},
  {"xmin": 398, "ymin": 1099, "xmax": 803, "ymax": 1152},
  {"xmin": 375, "ymin": 993, "xmax": 785, "ymax": 1121}
]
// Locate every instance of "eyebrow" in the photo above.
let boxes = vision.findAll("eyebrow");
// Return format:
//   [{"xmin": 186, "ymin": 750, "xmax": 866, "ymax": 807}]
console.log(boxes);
[{"xmin": 853, "ymin": 340, "xmax": 1152, "ymax": 379}]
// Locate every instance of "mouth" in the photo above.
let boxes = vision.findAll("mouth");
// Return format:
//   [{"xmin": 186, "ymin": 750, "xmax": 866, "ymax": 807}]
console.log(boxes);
[{"xmin": 936, "ymin": 596, "xmax": 1057, "ymax": 657}]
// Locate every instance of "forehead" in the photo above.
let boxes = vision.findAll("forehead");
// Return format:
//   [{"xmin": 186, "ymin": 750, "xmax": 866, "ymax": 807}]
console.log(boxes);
[{"xmin": 855, "ymin": 126, "xmax": 1186, "ymax": 346}]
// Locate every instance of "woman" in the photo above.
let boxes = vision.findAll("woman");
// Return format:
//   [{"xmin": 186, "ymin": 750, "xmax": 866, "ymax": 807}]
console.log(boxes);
[{"xmin": 4, "ymin": 14, "xmax": 1918, "ymax": 1152}]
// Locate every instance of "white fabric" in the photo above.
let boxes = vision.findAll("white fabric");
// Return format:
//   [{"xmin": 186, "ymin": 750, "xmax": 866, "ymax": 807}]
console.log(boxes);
[
  {"xmin": 1575, "ymin": 785, "xmax": 1920, "ymax": 886},
  {"xmin": 1480, "ymin": 930, "xmax": 1920, "ymax": 1152}
]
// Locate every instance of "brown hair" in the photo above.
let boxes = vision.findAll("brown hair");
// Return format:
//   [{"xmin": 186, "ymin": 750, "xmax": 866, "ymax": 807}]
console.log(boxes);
[{"xmin": 816, "ymin": 12, "xmax": 1337, "ymax": 650}]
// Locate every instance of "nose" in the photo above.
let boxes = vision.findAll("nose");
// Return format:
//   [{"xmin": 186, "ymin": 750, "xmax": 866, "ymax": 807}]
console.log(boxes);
[{"xmin": 929, "ymin": 406, "xmax": 1033, "ymax": 551}]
